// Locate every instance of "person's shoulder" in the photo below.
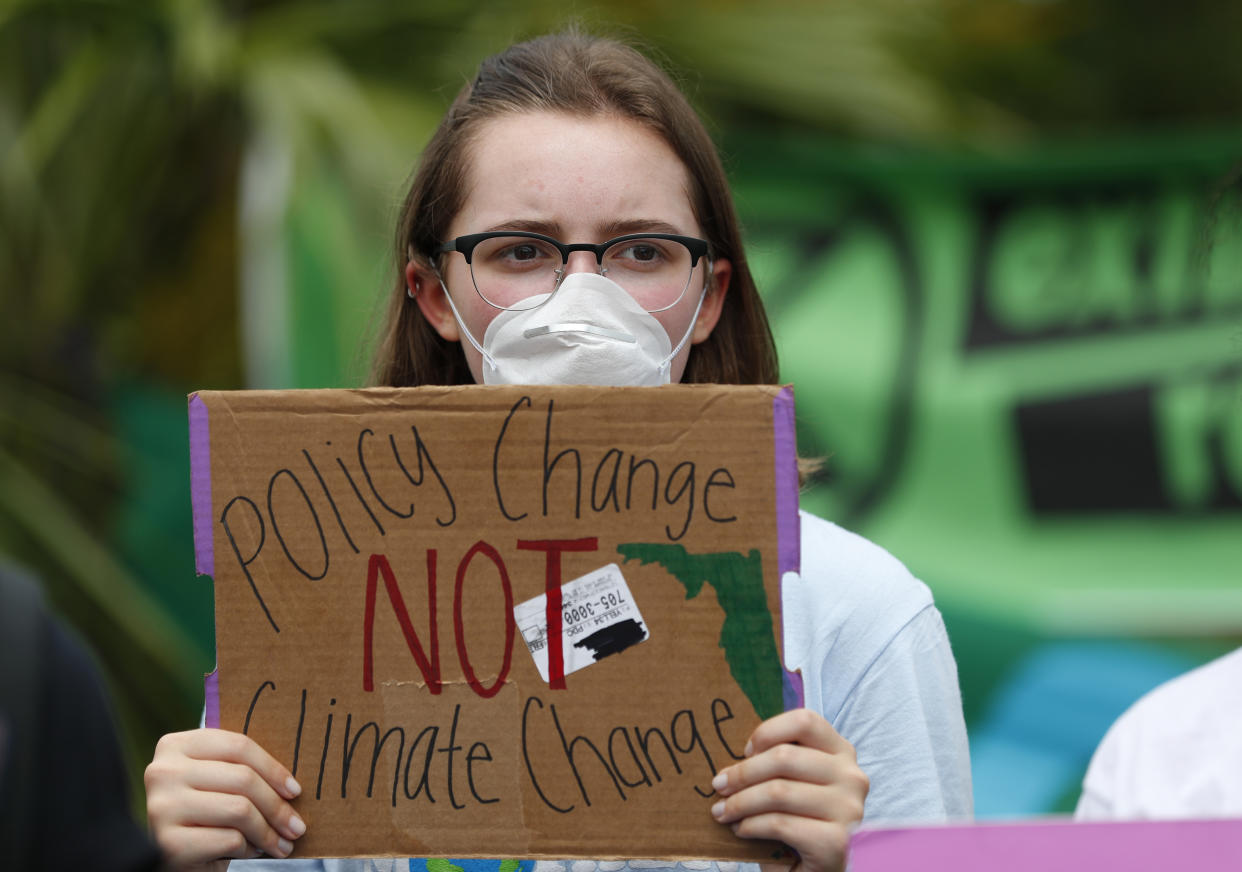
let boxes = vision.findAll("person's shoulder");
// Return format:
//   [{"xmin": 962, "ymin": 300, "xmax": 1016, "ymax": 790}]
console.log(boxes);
[
  {"xmin": 1113, "ymin": 645, "xmax": 1242, "ymax": 739},
  {"xmin": 794, "ymin": 509, "xmax": 939, "ymax": 667},
  {"xmin": 797, "ymin": 509, "xmax": 933, "ymax": 616},
  {"xmin": 1079, "ymin": 646, "xmax": 1242, "ymax": 819}
]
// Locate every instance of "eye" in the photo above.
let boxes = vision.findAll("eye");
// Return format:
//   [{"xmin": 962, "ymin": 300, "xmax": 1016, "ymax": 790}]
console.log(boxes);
[
  {"xmin": 476, "ymin": 235, "xmax": 559, "ymax": 271},
  {"xmin": 611, "ymin": 240, "xmax": 671, "ymax": 265},
  {"xmin": 505, "ymin": 243, "xmax": 543, "ymax": 262},
  {"xmin": 625, "ymin": 244, "xmax": 661, "ymax": 262}
]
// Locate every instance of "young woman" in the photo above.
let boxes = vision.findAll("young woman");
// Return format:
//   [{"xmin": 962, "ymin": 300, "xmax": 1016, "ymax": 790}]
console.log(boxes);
[{"xmin": 144, "ymin": 30, "xmax": 972, "ymax": 872}]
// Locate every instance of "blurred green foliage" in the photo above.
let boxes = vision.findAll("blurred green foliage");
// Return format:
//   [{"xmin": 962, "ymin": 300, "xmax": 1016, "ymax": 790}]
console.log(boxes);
[{"xmin": 2, "ymin": 0, "xmax": 1240, "ymax": 822}]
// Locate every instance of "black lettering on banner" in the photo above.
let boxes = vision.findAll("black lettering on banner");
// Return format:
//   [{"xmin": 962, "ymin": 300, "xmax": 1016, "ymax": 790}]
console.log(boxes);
[
  {"xmin": 1015, "ymin": 372, "xmax": 1242, "ymax": 514},
  {"xmin": 1156, "ymin": 369, "xmax": 1242, "ymax": 511},
  {"xmin": 1016, "ymin": 386, "xmax": 1167, "ymax": 513},
  {"xmin": 966, "ymin": 189, "xmax": 1242, "ymax": 351}
]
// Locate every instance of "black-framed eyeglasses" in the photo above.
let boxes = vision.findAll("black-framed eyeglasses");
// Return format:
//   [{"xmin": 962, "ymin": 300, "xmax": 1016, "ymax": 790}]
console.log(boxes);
[{"xmin": 436, "ymin": 231, "xmax": 710, "ymax": 312}]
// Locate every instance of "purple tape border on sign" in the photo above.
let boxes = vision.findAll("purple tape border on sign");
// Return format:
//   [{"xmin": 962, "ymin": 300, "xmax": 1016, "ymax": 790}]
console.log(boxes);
[
  {"xmin": 773, "ymin": 387, "xmax": 799, "ymax": 577},
  {"xmin": 773, "ymin": 386, "xmax": 805, "ymax": 711},
  {"xmin": 188, "ymin": 393, "xmax": 213, "ymax": 578},
  {"xmin": 850, "ymin": 818, "xmax": 1242, "ymax": 872},
  {"xmin": 189, "ymin": 395, "xmax": 220, "ymax": 725},
  {"xmin": 204, "ymin": 669, "xmax": 220, "ymax": 728}
]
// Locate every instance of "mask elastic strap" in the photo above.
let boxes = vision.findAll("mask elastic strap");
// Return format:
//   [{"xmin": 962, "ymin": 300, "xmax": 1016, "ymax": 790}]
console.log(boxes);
[
  {"xmin": 656, "ymin": 279, "xmax": 710, "ymax": 381},
  {"xmin": 435, "ymin": 274, "xmax": 501, "ymax": 376}
]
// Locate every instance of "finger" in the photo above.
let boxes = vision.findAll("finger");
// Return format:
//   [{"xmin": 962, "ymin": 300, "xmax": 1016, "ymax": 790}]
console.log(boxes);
[
  {"xmin": 712, "ymin": 778, "xmax": 863, "ymax": 825},
  {"xmin": 175, "ymin": 729, "xmax": 302, "ymax": 800},
  {"xmin": 153, "ymin": 825, "xmax": 264, "ymax": 866},
  {"xmin": 175, "ymin": 787, "xmax": 297, "ymax": 860},
  {"xmin": 147, "ymin": 732, "xmax": 306, "ymax": 843},
  {"xmin": 745, "ymin": 709, "xmax": 852, "ymax": 757},
  {"xmin": 713, "ymin": 743, "xmax": 838, "ymax": 796},
  {"xmin": 184, "ymin": 759, "xmax": 307, "ymax": 842},
  {"xmin": 731, "ymin": 814, "xmax": 850, "ymax": 872}
]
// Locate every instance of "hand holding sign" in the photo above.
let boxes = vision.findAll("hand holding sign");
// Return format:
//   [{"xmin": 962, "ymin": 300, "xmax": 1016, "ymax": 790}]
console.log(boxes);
[
  {"xmin": 145, "ymin": 728, "xmax": 305, "ymax": 867},
  {"xmin": 711, "ymin": 709, "xmax": 867, "ymax": 872}
]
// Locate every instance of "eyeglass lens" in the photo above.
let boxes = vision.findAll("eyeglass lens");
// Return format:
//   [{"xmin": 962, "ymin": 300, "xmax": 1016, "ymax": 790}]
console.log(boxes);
[{"xmin": 466, "ymin": 236, "xmax": 695, "ymax": 312}]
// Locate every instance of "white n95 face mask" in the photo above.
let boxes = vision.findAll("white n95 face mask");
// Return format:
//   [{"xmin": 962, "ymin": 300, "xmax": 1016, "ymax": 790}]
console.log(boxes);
[{"xmin": 440, "ymin": 271, "xmax": 707, "ymax": 387}]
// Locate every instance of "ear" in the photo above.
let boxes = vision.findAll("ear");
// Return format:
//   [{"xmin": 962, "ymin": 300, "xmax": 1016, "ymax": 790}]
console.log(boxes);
[
  {"xmin": 406, "ymin": 258, "xmax": 460, "ymax": 342},
  {"xmin": 691, "ymin": 257, "xmax": 731, "ymax": 344}
]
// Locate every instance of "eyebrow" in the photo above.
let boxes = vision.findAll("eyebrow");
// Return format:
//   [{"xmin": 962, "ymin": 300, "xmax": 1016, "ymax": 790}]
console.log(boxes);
[
  {"xmin": 602, "ymin": 218, "xmax": 685, "ymax": 238},
  {"xmin": 481, "ymin": 218, "xmax": 689, "ymax": 240}
]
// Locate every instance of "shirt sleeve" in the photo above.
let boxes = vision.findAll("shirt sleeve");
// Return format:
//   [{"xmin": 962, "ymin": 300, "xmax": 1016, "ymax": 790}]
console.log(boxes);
[{"xmin": 831, "ymin": 605, "xmax": 973, "ymax": 825}]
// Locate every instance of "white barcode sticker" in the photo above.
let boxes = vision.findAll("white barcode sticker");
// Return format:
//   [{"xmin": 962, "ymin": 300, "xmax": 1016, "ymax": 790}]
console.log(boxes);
[{"xmin": 513, "ymin": 563, "xmax": 649, "ymax": 683}]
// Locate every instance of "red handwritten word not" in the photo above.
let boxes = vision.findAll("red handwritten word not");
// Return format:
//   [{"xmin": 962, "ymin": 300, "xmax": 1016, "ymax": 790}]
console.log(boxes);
[{"xmin": 362, "ymin": 538, "xmax": 599, "ymax": 697}]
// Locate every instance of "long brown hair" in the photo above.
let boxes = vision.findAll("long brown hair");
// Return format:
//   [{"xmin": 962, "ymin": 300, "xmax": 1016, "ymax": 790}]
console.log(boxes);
[{"xmin": 371, "ymin": 30, "xmax": 779, "ymax": 388}]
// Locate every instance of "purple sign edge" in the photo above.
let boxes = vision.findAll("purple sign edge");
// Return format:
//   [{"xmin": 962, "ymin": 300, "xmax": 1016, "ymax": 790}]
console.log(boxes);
[
  {"xmin": 850, "ymin": 818, "xmax": 1242, "ymax": 872},
  {"xmin": 189, "ymin": 394, "xmax": 220, "ymax": 724},
  {"xmin": 773, "ymin": 386, "xmax": 805, "ymax": 711},
  {"xmin": 188, "ymin": 393, "xmax": 213, "ymax": 578},
  {"xmin": 204, "ymin": 668, "xmax": 220, "ymax": 728}
]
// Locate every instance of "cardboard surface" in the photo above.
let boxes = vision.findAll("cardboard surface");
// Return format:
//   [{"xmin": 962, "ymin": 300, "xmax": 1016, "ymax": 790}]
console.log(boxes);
[
  {"xmin": 191, "ymin": 384, "xmax": 800, "ymax": 860},
  {"xmin": 850, "ymin": 818, "xmax": 1242, "ymax": 871}
]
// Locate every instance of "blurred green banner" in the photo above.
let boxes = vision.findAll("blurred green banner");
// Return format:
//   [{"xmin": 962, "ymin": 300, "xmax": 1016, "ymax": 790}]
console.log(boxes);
[{"xmin": 717, "ymin": 130, "xmax": 1242, "ymax": 638}]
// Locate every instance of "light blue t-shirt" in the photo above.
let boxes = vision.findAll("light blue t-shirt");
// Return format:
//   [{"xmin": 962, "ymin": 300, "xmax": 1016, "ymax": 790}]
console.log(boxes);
[{"xmin": 232, "ymin": 512, "xmax": 972, "ymax": 872}]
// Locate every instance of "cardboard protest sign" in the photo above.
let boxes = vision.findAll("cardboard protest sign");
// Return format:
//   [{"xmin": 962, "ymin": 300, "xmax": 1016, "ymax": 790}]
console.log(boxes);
[{"xmin": 189, "ymin": 384, "xmax": 801, "ymax": 860}]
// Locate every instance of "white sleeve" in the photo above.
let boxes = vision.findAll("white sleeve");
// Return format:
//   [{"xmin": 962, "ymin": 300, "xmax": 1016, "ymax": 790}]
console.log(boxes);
[{"xmin": 830, "ymin": 605, "xmax": 973, "ymax": 824}]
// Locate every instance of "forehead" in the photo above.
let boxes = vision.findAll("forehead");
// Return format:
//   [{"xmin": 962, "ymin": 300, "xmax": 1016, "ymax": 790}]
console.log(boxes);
[{"xmin": 452, "ymin": 110, "xmax": 698, "ymax": 237}]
